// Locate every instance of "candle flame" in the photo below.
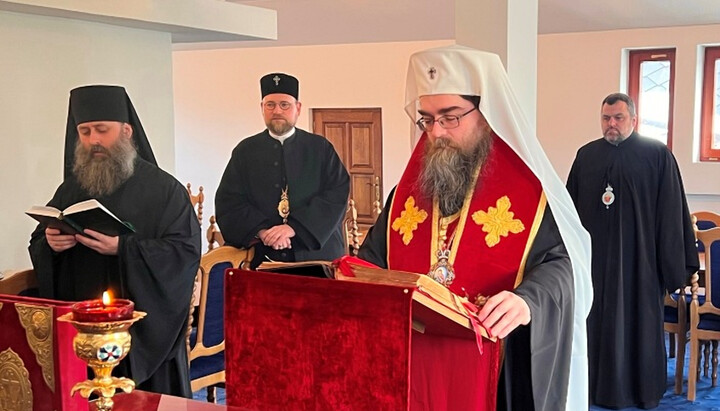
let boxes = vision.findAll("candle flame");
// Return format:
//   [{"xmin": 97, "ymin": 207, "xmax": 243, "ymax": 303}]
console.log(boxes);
[{"xmin": 102, "ymin": 291, "xmax": 112, "ymax": 305}]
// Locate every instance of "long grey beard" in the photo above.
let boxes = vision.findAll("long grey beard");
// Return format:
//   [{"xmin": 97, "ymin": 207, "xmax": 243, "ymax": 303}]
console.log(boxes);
[
  {"xmin": 418, "ymin": 135, "xmax": 493, "ymax": 216},
  {"xmin": 73, "ymin": 137, "xmax": 137, "ymax": 197}
]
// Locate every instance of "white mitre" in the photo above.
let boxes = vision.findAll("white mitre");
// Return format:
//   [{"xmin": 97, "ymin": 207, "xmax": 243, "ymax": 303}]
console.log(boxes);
[{"xmin": 405, "ymin": 44, "xmax": 593, "ymax": 411}]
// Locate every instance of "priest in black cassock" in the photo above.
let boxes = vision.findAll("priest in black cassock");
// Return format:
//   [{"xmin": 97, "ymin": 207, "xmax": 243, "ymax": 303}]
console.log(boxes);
[
  {"xmin": 215, "ymin": 73, "xmax": 350, "ymax": 268},
  {"xmin": 358, "ymin": 45, "xmax": 593, "ymax": 411},
  {"xmin": 29, "ymin": 85, "xmax": 201, "ymax": 397},
  {"xmin": 567, "ymin": 93, "xmax": 698, "ymax": 409}
]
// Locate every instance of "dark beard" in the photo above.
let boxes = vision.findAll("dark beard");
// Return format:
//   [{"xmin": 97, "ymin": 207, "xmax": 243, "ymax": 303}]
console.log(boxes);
[
  {"xmin": 418, "ymin": 133, "xmax": 493, "ymax": 216},
  {"xmin": 72, "ymin": 137, "xmax": 137, "ymax": 197}
]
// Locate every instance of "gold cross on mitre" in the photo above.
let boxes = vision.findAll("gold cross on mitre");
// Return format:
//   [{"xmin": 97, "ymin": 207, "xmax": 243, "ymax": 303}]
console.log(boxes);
[
  {"xmin": 391, "ymin": 196, "xmax": 428, "ymax": 245},
  {"xmin": 471, "ymin": 196, "xmax": 525, "ymax": 247}
]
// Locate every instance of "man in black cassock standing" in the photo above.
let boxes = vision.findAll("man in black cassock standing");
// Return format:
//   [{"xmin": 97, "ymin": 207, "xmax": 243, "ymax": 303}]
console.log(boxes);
[
  {"xmin": 567, "ymin": 92, "xmax": 699, "ymax": 409},
  {"xmin": 29, "ymin": 85, "xmax": 201, "ymax": 397},
  {"xmin": 215, "ymin": 73, "xmax": 349, "ymax": 268}
]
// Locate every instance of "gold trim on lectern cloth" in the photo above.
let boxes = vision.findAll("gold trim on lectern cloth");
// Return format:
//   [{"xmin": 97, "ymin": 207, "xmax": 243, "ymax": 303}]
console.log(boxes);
[
  {"xmin": 0, "ymin": 348, "xmax": 33, "ymax": 411},
  {"xmin": 16, "ymin": 304, "xmax": 55, "ymax": 392}
]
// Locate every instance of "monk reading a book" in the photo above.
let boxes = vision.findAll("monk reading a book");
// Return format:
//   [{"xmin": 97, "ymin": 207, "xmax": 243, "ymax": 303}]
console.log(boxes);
[{"xmin": 28, "ymin": 85, "xmax": 201, "ymax": 398}]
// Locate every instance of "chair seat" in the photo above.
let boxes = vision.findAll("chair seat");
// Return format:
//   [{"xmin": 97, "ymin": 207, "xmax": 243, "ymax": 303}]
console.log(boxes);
[{"xmin": 190, "ymin": 351, "xmax": 225, "ymax": 380}]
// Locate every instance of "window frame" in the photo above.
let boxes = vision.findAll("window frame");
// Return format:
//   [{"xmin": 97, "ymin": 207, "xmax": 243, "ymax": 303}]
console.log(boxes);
[
  {"xmin": 700, "ymin": 46, "xmax": 720, "ymax": 162},
  {"xmin": 627, "ymin": 48, "xmax": 676, "ymax": 150}
]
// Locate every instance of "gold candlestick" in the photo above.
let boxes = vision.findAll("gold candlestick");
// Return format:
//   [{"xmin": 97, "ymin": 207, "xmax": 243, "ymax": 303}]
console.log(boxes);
[{"xmin": 58, "ymin": 311, "xmax": 146, "ymax": 411}]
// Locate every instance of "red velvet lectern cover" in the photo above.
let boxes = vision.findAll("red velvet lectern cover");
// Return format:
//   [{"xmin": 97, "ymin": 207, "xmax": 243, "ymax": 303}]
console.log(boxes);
[
  {"xmin": 225, "ymin": 269, "xmax": 483, "ymax": 411},
  {"xmin": 0, "ymin": 294, "xmax": 86, "ymax": 410}
]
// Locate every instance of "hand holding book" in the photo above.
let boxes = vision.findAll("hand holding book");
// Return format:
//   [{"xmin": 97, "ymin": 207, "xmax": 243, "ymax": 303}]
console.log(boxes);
[
  {"xmin": 27, "ymin": 199, "xmax": 134, "ymax": 237},
  {"xmin": 74, "ymin": 229, "xmax": 120, "ymax": 255},
  {"xmin": 44, "ymin": 225, "xmax": 120, "ymax": 255}
]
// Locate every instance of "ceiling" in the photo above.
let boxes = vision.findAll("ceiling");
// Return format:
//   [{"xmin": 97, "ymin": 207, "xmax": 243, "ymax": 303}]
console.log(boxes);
[{"xmin": 223, "ymin": 0, "xmax": 720, "ymax": 49}]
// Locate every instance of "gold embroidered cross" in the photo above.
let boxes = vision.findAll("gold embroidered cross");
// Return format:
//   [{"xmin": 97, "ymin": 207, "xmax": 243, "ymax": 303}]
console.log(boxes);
[
  {"xmin": 391, "ymin": 196, "xmax": 428, "ymax": 245},
  {"xmin": 471, "ymin": 196, "xmax": 525, "ymax": 247}
]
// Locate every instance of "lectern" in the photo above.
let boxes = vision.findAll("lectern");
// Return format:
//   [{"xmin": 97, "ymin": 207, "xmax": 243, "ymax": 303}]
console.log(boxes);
[
  {"xmin": 225, "ymin": 265, "xmax": 495, "ymax": 411},
  {"xmin": 0, "ymin": 294, "xmax": 86, "ymax": 410}
]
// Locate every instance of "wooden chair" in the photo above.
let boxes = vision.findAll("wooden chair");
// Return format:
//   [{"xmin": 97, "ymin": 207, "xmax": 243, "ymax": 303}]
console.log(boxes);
[
  {"xmin": 687, "ymin": 226, "xmax": 720, "ymax": 401},
  {"xmin": 0, "ymin": 269, "xmax": 37, "ymax": 295},
  {"xmin": 693, "ymin": 211, "xmax": 720, "ymax": 256},
  {"xmin": 186, "ymin": 183, "xmax": 204, "ymax": 227},
  {"xmin": 344, "ymin": 199, "xmax": 361, "ymax": 256},
  {"xmin": 693, "ymin": 211, "xmax": 720, "ymax": 229},
  {"xmin": 185, "ymin": 182, "xmax": 205, "ymax": 362},
  {"xmin": 664, "ymin": 289, "xmax": 688, "ymax": 394},
  {"xmin": 664, "ymin": 212, "xmax": 698, "ymax": 393},
  {"xmin": 189, "ymin": 246, "xmax": 253, "ymax": 402},
  {"xmin": 372, "ymin": 175, "xmax": 383, "ymax": 218},
  {"xmin": 206, "ymin": 215, "xmax": 225, "ymax": 252}
]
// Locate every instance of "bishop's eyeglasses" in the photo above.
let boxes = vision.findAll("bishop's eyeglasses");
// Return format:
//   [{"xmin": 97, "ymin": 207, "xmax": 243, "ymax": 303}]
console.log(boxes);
[
  {"xmin": 263, "ymin": 101, "xmax": 294, "ymax": 111},
  {"xmin": 415, "ymin": 107, "xmax": 477, "ymax": 132}
]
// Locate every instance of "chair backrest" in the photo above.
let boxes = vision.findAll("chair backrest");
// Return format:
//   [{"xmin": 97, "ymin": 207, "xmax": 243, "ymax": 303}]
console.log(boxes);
[
  {"xmin": 697, "ymin": 227, "xmax": 720, "ymax": 310},
  {"xmin": 206, "ymin": 215, "xmax": 225, "ymax": 252},
  {"xmin": 692, "ymin": 211, "xmax": 720, "ymax": 252},
  {"xmin": 344, "ymin": 199, "xmax": 361, "ymax": 256},
  {"xmin": 190, "ymin": 246, "xmax": 253, "ymax": 361},
  {"xmin": 186, "ymin": 183, "xmax": 204, "ymax": 228}
]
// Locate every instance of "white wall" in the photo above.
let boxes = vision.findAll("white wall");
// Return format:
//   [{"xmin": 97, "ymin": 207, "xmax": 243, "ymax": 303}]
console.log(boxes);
[
  {"xmin": 538, "ymin": 24, "xmax": 720, "ymax": 212},
  {"xmin": 172, "ymin": 39, "xmax": 454, "ymax": 230},
  {"xmin": 0, "ymin": 10, "xmax": 176, "ymax": 271},
  {"xmin": 174, "ymin": 28, "xmax": 720, "ymax": 244}
]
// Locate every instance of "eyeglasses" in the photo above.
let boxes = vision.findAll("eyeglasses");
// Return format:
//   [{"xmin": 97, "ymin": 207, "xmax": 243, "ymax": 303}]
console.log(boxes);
[
  {"xmin": 263, "ymin": 101, "xmax": 295, "ymax": 111},
  {"xmin": 415, "ymin": 107, "xmax": 477, "ymax": 131}
]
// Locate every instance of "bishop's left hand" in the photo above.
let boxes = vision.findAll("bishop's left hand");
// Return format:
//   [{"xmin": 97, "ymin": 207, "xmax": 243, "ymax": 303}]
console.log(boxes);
[
  {"xmin": 75, "ymin": 229, "xmax": 119, "ymax": 255},
  {"xmin": 476, "ymin": 291, "xmax": 531, "ymax": 339}
]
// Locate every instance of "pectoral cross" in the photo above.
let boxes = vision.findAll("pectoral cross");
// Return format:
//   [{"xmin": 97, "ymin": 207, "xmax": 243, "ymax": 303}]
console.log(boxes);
[{"xmin": 273, "ymin": 75, "xmax": 281, "ymax": 85}]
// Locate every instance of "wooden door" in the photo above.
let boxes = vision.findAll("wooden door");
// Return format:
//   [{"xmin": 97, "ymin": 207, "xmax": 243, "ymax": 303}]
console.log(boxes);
[{"xmin": 312, "ymin": 108, "xmax": 383, "ymax": 232}]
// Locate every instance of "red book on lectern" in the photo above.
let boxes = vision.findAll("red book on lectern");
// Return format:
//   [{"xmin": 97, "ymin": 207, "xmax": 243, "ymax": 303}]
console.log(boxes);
[{"xmin": 0, "ymin": 294, "xmax": 86, "ymax": 410}]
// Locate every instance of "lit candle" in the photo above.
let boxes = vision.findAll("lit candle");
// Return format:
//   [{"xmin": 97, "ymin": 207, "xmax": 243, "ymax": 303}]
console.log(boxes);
[{"xmin": 72, "ymin": 291, "xmax": 135, "ymax": 322}]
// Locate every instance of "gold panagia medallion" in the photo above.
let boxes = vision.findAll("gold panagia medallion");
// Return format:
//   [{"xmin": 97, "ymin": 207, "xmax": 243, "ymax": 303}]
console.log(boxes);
[
  {"xmin": 428, "ymin": 247, "xmax": 455, "ymax": 286},
  {"xmin": 278, "ymin": 186, "xmax": 290, "ymax": 224}
]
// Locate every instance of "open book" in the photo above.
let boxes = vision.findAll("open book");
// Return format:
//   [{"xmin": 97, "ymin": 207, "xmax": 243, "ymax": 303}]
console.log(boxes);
[
  {"xmin": 256, "ymin": 260, "xmax": 335, "ymax": 279},
  {"xmin": 335, "ymin": 260, "xmax": 495, "ymax": 341},
  {"xmin": 26, "ymin": 199, "xmax": 135, "ymax": 236},
  {"xmin": 259, "ymin": 257, "xmax": 493, "ymax": 341}
]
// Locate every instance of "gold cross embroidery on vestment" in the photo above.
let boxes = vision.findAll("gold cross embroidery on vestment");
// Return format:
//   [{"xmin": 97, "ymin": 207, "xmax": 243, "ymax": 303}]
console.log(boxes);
[
  {"xmin": 391, "ymin": 196, "xmax": 428, "ymax": 245},
  {"xmin": 471, "ymin": 195, "xmax": 525, "ymax": 247}
]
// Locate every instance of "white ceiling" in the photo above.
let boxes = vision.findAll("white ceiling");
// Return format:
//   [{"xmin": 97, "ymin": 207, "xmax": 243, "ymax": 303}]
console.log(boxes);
[{"xmin": 223, "ymin": 0, "xmax": 720, "ymax": 48}]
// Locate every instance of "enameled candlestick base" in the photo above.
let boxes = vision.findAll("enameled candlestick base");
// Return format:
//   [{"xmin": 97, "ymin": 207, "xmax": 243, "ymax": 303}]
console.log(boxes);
[{"xmin": 58, "ymin": 311, "xmax": 146, "ymax": 411}]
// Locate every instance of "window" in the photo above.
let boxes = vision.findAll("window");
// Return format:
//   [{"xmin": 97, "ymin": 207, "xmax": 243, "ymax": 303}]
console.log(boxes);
[
  {"xmin": 700, "ymin": 46, "xmax": 720, "ymax": 162},
  {"xmin": 628, "ymin": 49, "xmax": 676, "ymax": 149}
]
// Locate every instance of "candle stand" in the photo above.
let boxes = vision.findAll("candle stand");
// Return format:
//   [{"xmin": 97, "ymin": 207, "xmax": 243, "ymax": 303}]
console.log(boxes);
[{"xmin": 58, "ymin": 311, "xmax": 146, "ymax": 410}]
